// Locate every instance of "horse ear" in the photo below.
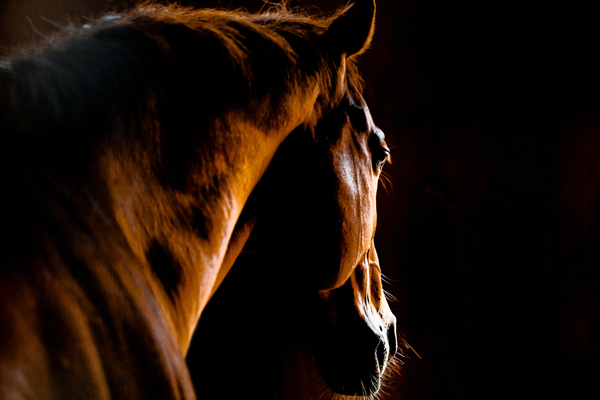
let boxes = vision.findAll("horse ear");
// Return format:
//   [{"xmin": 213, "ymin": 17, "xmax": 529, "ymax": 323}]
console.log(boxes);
[{"xmin": 321, "ymin": 0, "xmax": 376, "ymax": 58}]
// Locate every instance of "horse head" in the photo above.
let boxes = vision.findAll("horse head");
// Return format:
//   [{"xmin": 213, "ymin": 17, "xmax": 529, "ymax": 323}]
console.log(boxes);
[
  {"xmin": 245, "ymin": 97, "xmax": 396, "ymax": 398},
  {"xmin": 225, "ymin": 1, "xmax": 398, "ymax": 396}
]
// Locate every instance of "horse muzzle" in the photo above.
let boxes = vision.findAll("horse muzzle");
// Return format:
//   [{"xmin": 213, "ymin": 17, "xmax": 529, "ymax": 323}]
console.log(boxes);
[{"xmin": 309, "ymin": 309, "xmax": 398, "ymax": 397}]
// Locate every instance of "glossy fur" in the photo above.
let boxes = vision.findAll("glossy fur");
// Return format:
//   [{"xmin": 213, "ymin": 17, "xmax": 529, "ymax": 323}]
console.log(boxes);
[
  {"xmin": 0, "ymin": 1, "xmax": 391, "ymax": 399},
  {"xmin": 190, "ymin": 2, "xmax": 398, "ymax": 397}
]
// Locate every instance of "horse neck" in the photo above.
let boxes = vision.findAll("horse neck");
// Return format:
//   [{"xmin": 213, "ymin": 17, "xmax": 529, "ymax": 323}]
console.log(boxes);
[
  {"xmin": 0, "ymin": 71, "xmax": 288, "ymax": 356},
  {"xmin": 98, "ymin": 108, "xmax": 312, "ymax": 352},
  {"xmin": 1, "ymin": 21, "xmax": 321, "ymax": 352}
]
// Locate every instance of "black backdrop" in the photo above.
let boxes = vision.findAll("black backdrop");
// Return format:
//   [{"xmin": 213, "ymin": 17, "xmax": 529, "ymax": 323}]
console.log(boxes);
[{"xmin": 2, "ymin": 1, "xmax": 599, "ymax": 399}]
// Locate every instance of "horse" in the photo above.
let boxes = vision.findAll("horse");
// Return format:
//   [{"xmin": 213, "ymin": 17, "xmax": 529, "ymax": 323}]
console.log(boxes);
[
  {"xmin": 0, "ymin": 0, "xmax": 393, "ymax": 398},
  {"xmin": 187, "ymin": 2, "xmax": 399, "ymax": 396}
]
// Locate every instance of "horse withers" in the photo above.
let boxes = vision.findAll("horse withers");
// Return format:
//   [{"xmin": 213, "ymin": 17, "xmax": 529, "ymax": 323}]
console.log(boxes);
[{"xmin": 0, "ymin": 0, "xmax": 387, "ymax": 398}]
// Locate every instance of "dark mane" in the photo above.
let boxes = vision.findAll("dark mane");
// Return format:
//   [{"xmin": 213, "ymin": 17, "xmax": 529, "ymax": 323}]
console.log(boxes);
[{"xmin": 0, "ymin": 3, "xmax": 364, "ymax": 149}]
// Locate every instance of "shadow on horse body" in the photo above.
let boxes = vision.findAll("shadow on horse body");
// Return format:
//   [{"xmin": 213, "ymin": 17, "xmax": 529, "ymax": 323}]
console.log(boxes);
[
  {"xmin": 0, "ymin": 1, "xmax": 384, "ymax": 398},
  {"xmin": 189, "ymin": 3, "xmax": 399, "ymax": 397}
]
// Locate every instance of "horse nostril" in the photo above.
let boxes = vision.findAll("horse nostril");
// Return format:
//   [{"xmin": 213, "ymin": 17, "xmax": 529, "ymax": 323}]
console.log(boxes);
[
  {"xmin": 387, "ymin": 321, "xmax": 398, "ymax": 360},
  {"xmin": 375, "ymin": 339, "xmax": 387, "ymax": 369}
]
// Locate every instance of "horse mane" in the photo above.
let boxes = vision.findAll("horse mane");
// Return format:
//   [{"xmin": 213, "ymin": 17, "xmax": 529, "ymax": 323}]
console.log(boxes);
[
  {"xmin": 0, "ymin": 1, "xmax": 367, "ymax": 263},
  {"xmin": 0, "ymin": 1, "xmax": 364, "ymax": 151}
]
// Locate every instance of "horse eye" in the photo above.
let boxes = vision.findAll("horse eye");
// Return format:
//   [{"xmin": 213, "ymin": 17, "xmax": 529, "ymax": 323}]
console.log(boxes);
[
  {"xmin": 375, "ymin": 148, "xmax": 390, "ymax": 169},
  {"xmin": 369, "ymin": 132, "xmax": 390, "ymax": 171}
]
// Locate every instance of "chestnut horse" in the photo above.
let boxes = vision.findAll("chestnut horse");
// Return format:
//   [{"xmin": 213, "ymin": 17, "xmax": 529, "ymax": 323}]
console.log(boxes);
[
  {"xmin": 188, "ymin": 3, "xmax": 398, "ymax": 397},
  {"xmin": 0, "ymin": 0, "xmax": 390, "ymax": 398}
]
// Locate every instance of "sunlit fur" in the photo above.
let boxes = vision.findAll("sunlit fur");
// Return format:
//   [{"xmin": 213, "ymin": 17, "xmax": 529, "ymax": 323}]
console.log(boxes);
[
  {"xmin": 0, "ymin": 1, "xmax": 379, "ymax": 398},
  {"xmin": 200, "ymin": 0, "xmax": 400, "ymax": 392}
]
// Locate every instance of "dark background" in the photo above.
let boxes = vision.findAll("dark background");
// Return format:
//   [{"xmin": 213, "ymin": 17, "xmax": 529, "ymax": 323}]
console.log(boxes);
[{"xmin": 2, "ymin": 1, "xmax": 599, "ymax": 399}]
